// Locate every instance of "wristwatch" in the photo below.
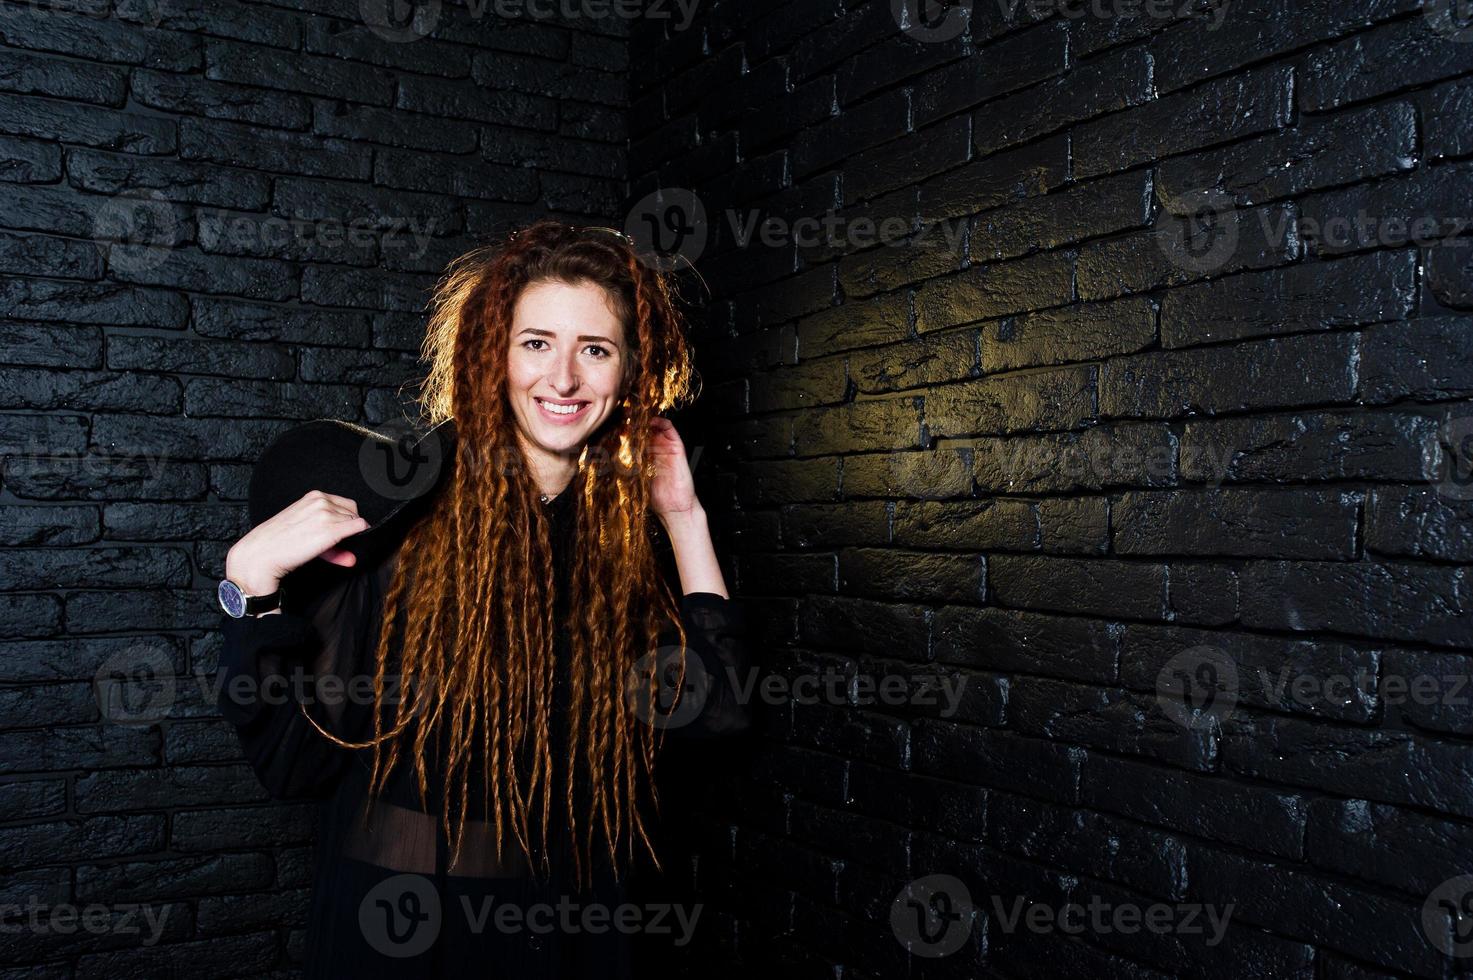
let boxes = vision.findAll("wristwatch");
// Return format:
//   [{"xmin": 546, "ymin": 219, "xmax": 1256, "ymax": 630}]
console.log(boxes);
[{"xmin": 217, "ymin": 579, "xmax": 284, "ymax": 618}]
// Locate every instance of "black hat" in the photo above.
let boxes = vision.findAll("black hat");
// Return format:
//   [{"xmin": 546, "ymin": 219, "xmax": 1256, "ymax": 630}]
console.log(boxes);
[{"xmin": 247, "ymin": 417, "xmax": 458, "ymax": 534}]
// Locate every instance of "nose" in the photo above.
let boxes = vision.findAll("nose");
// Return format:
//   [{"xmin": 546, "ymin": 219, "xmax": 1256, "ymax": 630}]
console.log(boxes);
[{"xmin": 549, "ymin": 347, "xmax": 580, "ymax": 396}]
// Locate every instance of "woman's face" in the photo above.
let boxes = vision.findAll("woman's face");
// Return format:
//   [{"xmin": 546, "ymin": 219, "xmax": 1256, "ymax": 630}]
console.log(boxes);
[{"xmin": 506, "ymin": 278, "xmax": 628, "ymax": 469}]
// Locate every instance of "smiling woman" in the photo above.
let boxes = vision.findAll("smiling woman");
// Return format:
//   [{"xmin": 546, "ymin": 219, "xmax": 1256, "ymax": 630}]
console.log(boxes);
[
  {"xmin": 506, "ymin": 280, "xmax": 630, "ymax": 496},
  {"xmin": 214, "ymin": 220, "xmax": 752, "ymax": 979}
]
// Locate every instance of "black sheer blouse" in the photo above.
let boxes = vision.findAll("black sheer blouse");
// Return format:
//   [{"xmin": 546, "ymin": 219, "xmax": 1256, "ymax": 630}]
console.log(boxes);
[{"xmin": 217, "ymin": 483, "xmax": 752, "ymax": 979}]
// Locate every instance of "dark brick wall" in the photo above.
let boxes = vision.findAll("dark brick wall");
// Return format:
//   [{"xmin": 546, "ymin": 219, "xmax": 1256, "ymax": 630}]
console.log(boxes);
[
  {"xmin": 6, "ymin": 0, "xmax": 1473, "ymax": 977},
  {"xmin": 0, "ymin": 1, "xmax": 629, "ymax": 974},
  {"xmin": 626, "ymin": 1, "xmax": 1473, "ymax": 978}
]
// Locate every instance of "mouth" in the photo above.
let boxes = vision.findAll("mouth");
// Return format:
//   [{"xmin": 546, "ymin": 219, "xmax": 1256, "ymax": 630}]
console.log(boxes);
[{"xmin": 534, "ymin": 397, "xmax": 591, "ymax": 424}]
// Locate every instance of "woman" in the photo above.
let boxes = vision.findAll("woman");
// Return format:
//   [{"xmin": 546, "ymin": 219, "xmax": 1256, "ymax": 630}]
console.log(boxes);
[{"xmin": 215, "ymin": 221, "xmax": 752, "ymax": 978}]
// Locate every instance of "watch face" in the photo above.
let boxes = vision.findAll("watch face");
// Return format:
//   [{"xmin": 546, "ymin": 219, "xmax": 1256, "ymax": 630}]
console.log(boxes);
[{"xmin": 218, "ymin": 580, "xmax": 246, "ymax": 618}]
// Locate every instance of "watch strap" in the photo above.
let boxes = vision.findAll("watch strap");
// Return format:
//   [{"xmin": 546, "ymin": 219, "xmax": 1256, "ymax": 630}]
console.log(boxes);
[
  {"xmin": 241, "ymin": 587, "xmax": 283, "ymax": 615},
  {"xmin": 235, "ymin": 577, "xmax": 284, "ymax": 616}
]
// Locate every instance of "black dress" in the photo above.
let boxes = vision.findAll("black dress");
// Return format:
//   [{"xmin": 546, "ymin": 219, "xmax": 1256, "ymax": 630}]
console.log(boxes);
[{"xmin": 216, "ymin": 483, "xmax": 752, "ymax": 978}]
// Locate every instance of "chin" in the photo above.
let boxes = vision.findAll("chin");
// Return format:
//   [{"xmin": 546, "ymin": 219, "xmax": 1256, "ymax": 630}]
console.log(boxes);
[{"xmin": 537, "ymin": 432, "xmax": 588, "ymax": 455}]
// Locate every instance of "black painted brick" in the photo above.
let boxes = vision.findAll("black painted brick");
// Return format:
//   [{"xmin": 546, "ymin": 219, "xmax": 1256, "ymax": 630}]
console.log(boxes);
[{"xmin": 6, "ymin": 2, "xmax": 1472, "ymax": 976}]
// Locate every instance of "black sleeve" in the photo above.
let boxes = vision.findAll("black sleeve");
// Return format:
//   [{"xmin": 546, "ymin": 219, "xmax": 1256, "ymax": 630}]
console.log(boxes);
[
  {"xmin": 649, "ymin": 519, "xmax": 755, "ymax": 740},
  {"xmin": 663, "ymin": 590, "xmax": 755, "ymax": 739},
  {"xmin": 216, "ymin": 562, "xmax": 381, "ymax": 801}
]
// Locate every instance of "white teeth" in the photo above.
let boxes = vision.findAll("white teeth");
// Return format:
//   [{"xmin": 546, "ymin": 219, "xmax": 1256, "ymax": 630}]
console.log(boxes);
[{"xmin": 537, "ymin": 399, "xmax": 583, "ymax": 415}]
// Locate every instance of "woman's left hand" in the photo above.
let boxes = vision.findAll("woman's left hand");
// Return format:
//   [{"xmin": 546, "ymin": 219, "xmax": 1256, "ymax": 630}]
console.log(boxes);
[{"xmin": 647, "ymin": 417, "xmax": 701, "ymax": 519}]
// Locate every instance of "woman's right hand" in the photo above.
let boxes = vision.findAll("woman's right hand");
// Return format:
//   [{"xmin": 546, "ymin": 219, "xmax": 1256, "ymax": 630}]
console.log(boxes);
[{"xmin": 224, "ymin": 490, "xmax": 372, "ymax": 598}]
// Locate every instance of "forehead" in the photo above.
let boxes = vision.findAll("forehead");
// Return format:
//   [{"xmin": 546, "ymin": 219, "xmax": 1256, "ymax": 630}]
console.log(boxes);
[{"xmin": 512, "ymin": 279, "xmax": 625, "ymax": 340}]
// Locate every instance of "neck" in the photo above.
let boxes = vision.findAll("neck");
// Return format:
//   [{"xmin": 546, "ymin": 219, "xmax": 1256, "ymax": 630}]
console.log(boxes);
[{"xmin": 515, "ymin": 430, "xmax": 579, "ymax": 499}]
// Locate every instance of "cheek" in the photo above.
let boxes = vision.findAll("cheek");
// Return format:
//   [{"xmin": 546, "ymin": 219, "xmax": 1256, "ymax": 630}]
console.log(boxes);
[
  {"xmin": 586, "ymin": 362, "xmax": 621, "ymax": 397},
  {"xmin": 604, "ymin": 359, "xmax": 629, "ymax": 398},
  {"xmin": 505, "ymin": 351, "xmax": 536, "ymax": 390}
]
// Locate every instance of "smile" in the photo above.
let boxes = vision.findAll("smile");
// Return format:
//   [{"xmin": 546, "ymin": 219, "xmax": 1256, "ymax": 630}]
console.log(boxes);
[{"xmin": 535, "ymin": 397, "xmax": 590, "ymax": 423}]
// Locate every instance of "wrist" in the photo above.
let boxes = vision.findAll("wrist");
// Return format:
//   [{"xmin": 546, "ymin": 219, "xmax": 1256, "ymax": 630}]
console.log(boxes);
[
  {"xmin": 225, "ymin": 547, "xmax": 281, "ymax": 598},
  {"xmin": 657, "ymin": 504, "xmax": 707, "ymax": 535}
]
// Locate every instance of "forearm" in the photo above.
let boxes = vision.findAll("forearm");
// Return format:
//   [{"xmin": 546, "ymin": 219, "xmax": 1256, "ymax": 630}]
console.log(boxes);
[{"xmin": 659, "ymin": 506, "xmax": 729, "ymax": 599}]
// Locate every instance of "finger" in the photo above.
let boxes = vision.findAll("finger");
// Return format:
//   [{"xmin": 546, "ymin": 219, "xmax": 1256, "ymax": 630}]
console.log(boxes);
[
  {"xmin": 318, "ymin": 546, "xmax": 357, "ymax": 567},
  {"xmin": 305, "ymin": 515, "xmax": 369, "ymax": 553},
  {"xmin": 285, "ymin": 505, "xmax": 358, "ymax": 531},
  {"xmin": 328, "ymin": 514, "xmax": 372, "ymax": 538},
  {"xmin": 299, "ymin": 490, "xmax": 362, "ymax": 515}
]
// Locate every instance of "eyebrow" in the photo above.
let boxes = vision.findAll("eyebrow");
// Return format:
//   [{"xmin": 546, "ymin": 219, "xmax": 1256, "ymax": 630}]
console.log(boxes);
[{"xmin": 516, "ymin": 327, "xmax": 619, "ymax": 347}]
